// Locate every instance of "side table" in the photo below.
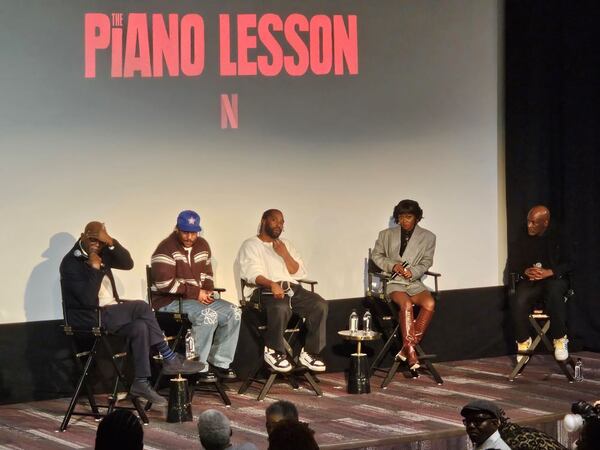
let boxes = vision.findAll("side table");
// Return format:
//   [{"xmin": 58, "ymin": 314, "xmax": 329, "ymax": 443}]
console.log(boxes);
[{"xmin": 338, "ymin": 330, "xmax": 381, "ymax": 394}]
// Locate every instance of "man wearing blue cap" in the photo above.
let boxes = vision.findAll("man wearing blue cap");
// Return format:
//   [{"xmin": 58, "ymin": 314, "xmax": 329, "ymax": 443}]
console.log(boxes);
[{"xmin": 151, "ymin": 210, "xmax": 241, "ymax": 381}]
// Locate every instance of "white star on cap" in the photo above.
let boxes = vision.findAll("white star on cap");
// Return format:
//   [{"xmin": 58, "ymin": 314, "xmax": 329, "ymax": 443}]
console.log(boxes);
[{"xmin": 188, "ymin": 217, "xmax": 196, "ymax": 225}]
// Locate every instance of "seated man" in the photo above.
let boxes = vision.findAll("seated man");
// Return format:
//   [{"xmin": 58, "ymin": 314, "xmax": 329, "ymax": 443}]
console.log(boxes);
[
  {"xmin": 461, "ymin": 400, "xmax": 511, "ymax": 450},
  {"xmin": 151, "ymin": 210, "xmax": 241, "ymax": 381},
  {"xmin": 237, "ymin": 209, "xmax": 328, "ymax": 373},
  {"xmin": 508, "ymin": 205, "xmax": 572, "ymax": 362},
  {"xmin": 371, "ymin": 199, "xmax": 436, "ymax": 370},
  {"xmin": 60, "ymin": 221, "xmax": 204, "ymax": 406}
]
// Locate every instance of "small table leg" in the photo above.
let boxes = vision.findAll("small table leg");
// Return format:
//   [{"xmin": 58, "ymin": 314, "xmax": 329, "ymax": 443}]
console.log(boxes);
[{"xmin": 348, "ymin": 340, "xmax": 370, "ymax": 394}]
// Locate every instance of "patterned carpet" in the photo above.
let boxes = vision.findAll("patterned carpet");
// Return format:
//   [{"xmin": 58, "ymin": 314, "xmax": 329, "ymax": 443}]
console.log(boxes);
[{"xmin": 0, "ymin": 353, "xmax": 597, "ymax": 449}]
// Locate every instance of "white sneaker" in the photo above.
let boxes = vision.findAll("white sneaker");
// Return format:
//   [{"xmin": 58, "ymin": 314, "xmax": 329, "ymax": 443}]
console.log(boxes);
[
  {"xmin": 299, "ymin": 349, "xmax": 326, "ymax": 372},
  {"xmin": 553, "ymin": 335, "xmax": 569, "ymax": 361},
  {"xmin": 516, "ymin": 337, "xmax": 532, "ymax": 364},
  {"xmin": 264, "ymin": 347, "xmax": 293, "ymax": 373}
]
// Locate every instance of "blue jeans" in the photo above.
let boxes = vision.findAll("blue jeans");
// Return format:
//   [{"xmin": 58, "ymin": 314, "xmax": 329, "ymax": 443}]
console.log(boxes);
[{"xmin": 160, "ymin": 298, "xmax": 241, "ymax": 369}]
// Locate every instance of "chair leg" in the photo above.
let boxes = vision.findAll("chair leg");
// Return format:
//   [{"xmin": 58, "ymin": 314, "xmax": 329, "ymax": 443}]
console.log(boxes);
[
  {"xmin": 302, "ymin": 371, "xmax": 323, "ymax": 396},
  {"xmin": 214, "ymin": 380, "xmax": 232, "ymax": 406},
  {"xmin": 415, "ymin": 344, "xmax": 443, "ymax": 385},
  {"xmin": 381, "ymin": 360, "xmax": 401, "ymax": 388},
  {"xmin": 258, "ymin": 373, "xmax": 278, "ymax": 401},
  {"xmin": 371, "ymin": 324, "xmax": 400, "ymax": 372},
  {"xmin": 60, "ymin": 341, "xmax": 99, "ymax": 432}
]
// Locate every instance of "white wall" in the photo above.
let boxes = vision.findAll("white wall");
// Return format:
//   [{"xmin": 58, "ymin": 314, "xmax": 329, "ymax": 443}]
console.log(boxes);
[{"xmin": 0, "ymin": 0, "xmax": 503, "ymax": 324}]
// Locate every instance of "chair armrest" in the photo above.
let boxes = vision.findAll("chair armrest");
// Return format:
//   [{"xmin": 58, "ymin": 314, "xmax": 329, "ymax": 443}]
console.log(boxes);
[
  {"xmin": 425, "ymin": 271, "xmax": 441, "ymax": 278},
  {"xmin": 298, "ymin": 279, "xmax": 318, "ymax": 286},
  {"xmin": 213, "ymin": 287, "xmax": 226, "ymax": 293}
]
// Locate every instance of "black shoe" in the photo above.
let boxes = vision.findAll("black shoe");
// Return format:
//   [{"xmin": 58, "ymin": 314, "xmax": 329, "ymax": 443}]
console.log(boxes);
[
  {"xmin": 197, "ymin": 371, "xmax": 218, "ymax": 383},
  {"xmin": 212, "ymin": 366, "xmax": 237, "ymax": 380},
  {"xmin": 163, "ymin": 354, "xmax": 206, "ymax": 375},
  {"xmin": 130, "ymin": 380, "xmax": 167, "ymax": 407}
]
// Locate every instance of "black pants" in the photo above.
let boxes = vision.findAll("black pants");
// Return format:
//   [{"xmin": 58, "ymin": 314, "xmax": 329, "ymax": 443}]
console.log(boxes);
[
  {"xmin": 253, "ymin": 284, "xmax": 328, "ymax": 354},
  {"xmin": 509, "ymin": 278, "xmax": 569, "ymax": 342},
  {"xmin": 101, "ymin": 300, "xmax": 165, "ymax": 378}
]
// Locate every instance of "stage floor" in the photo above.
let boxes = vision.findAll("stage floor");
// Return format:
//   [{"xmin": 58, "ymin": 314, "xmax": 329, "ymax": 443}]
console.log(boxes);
[{"xmin": 0, "ymin": 352, "xmax": 597, "ymax": 449}]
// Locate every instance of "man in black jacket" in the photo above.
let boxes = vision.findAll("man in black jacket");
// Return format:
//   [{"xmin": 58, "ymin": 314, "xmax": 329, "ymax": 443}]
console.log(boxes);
[
  {"xmin": 508, "ymin": 206, "xmax": 572, "ymax": 362},
  {"xmin": 60, "ymin": 221, "xmax": 204, "ymax": 406}
]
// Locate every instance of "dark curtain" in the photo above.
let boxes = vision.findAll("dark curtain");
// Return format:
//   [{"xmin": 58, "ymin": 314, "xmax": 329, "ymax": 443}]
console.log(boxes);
[{"xmin": 505, "ymin": 1, "xmax": 600, "ymax": 349}]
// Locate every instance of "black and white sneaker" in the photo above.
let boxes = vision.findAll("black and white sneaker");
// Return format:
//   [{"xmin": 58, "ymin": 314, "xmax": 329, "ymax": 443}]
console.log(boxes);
[
  {"xmin": 299, "ymin": 349, "xmax": 326, "ymax": 372},
  {"xmin": 264, "ymin": 347, "xmax": 293, "ymax": 373}
]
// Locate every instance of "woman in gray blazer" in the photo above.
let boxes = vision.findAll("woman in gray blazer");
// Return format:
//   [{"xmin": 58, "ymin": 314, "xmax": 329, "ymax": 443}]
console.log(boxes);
[{"xmin": 372, "ymin": 200, "xmax": 436, "ymax": 370}]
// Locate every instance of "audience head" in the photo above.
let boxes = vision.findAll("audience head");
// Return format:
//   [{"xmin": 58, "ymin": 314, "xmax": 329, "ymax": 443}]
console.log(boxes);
[
  {"xmin": 95, "ymin": 409, "xmax": 143, "ymax": 450},
  {"xmin": 527, "ymin": 205, "xmax": 550, "ymax": 236},
  {"xmin": 175, "ymin": 210, "xmax": 201, "ymax": 247},
  {"xmin": 460, "ymin": 400, "xmax": 503, "ymax": 447},
  {"xmin": 267, "ymin": 419, "xmax": 319, "ymax": 450},
  {"xmin": 259, "ymin": 209, "xmax": 284, "ymax": 239},
  {"xmin": 197, "ymin": 409, "xmax": 232, "ymax": 450},
  {"xmin": 393, "ymin": 199, "xmax": 423, "ymax": 231},
  {"xmin": 266, "ymin": 400, "xmax": 299, "ymax": 435}
]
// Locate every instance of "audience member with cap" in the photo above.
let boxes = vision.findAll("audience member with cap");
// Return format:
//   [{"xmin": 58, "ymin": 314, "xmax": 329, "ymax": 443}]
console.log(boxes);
[
  {"xmin": 60, "ymin": 221, "xmax": 205, "ymax": 407},
  {"xmin": 265, "ymin": 400, "xmax": 299, "ymax": 436},
  {"xmin": 95, "ymin": 409, "xmax": 143, "ymax": 450},
  {"xmin": 151, "ymin": 210, "xmax": 241, "ymax": 381},
  {"xmin": 197, "ymin": 409, "xmax": 257, "ymax": 450},
  {"xmin": 461, "ymin": 400, "xmax": 511, "ymax": 449}
]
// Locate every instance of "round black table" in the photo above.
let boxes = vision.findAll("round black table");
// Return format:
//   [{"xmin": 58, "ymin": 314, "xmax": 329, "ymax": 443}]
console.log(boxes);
[{"xmin": 338, "ymin": 330, "xmax": 381, "ymax": 394}]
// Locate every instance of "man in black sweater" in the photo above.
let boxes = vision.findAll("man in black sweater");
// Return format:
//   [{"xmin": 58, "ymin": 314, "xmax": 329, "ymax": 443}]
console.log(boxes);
[
  {"xmin": 508, "ymin": 206, "xmax": 572, "ymax": 362},
  {"xmin": 60, "ymin": 221, "xmax": 204, "ymax": 407}
]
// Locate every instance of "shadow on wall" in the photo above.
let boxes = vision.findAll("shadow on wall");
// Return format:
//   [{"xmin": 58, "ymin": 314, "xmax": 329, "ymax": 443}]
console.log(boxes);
[{"xmin": 24, "ymin": 232, "xmax": 76, "ymax": 322}]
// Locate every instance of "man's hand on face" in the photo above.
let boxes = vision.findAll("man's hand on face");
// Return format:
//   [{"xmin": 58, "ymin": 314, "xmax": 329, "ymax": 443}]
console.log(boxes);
[
  {"xmin": 86, "ymin": 225, "xmax": 113, "ymax": 247},
  {"xmin": 95, "ymin": 225, "xmax": 114, "ymax": 247},
  {"xmin": 87, "ymin": 253, "xmax": 102, "ymax": 270},
  {"xmin": 270, "ymin": 282, "xmax": 285, "ymax": 299},
  {"xmin": 272, "ymin": 239, "xmax": 290, "ymax": 258},
  {"xmin": 198, "ymin": 289, "xmax": 214, "ymax": 305}
]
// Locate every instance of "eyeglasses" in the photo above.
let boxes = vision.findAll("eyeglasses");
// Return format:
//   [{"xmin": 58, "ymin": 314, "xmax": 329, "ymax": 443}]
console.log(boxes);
[{"xmin": 462, "ymin": 416, "xmax": 495, "ymax": 426}]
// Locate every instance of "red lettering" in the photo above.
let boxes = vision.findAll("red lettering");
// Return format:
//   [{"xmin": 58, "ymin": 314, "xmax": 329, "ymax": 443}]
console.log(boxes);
[
  {"xmin": 153, "ymin": 14, "xmax": 179, "ymax": 77},
  {"xmin": 180, "ymin": 14, "xmax": 204, "ymax": 76},
  {"xmin": 237, "ymin": 14, "xmax": 257, "ymax": 76},
  {"xmin": 84, "ymin": 13, "xmax": 110, "ymax": 78},
  {"xmin": 257, "ymin": 14, "xmax": 283, "ymax": 77},
  {"xmin": 334, "ymin": 15, "xmax": 358, "ymax": 75},
  {"xmin": 219, "ymin": 14, "xmax": 236, "ymax": 76},
  {"xmin": 309, "ymin": 15, "xmax": 332, "ymax": 75},
  {"xmin": 284, "ymin": 14, "xmax": 309, "ymax": 77},
  {"xmin": 111, "ymin": 27, "xmax": 123, "ymax": 78},
  {"xmin": 221, "ymin": 94, "xmax": 238, "ymax": 129},
  {"xmin": 123, "ymin": 14, "xmax": 151, "ymax": 78}
]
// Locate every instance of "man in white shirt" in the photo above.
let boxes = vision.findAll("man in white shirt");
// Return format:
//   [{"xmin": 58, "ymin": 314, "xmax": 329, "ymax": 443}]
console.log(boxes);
[
  {"xmin": 461, "ymin": 400, "xmax": 512, "ymax": 450},
  {"xmin": 237, "ymin": 209, "xmax": 328, "ymax": 373}
]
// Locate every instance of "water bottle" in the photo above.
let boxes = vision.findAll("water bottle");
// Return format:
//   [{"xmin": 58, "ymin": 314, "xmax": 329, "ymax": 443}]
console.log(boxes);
[
  {"xmin": 574, "ymin": 358, "xmax": 584, "ymax": 382},
  {"xmin": 185, "ymin": 329, "xmax": 196, "ymax": 360},
  {"xmin": 349, "ymin": 310, "xmax": 359, "ymax": 333},
  {"xmin": 363, "ymin": 310, "xmax": 372, "ymax": 333}
]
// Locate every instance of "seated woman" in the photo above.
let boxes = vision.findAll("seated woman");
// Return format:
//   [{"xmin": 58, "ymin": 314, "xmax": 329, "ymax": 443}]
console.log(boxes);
[{"xmin": 372, "ymin": 199, "xmax": 436, "ymax": 370}]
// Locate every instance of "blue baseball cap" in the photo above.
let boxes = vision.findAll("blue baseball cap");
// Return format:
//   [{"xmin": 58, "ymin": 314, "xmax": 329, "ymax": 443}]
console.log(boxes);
[{"xmin": 176, "ymin": 210, "xmax": 202, "ymax": 232}]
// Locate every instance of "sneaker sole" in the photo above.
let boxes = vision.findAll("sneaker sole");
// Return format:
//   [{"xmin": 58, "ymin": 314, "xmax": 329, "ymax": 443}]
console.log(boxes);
[{"xmin": 265, "ymin": 360, "xmax": 293, "ymax": 373}]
